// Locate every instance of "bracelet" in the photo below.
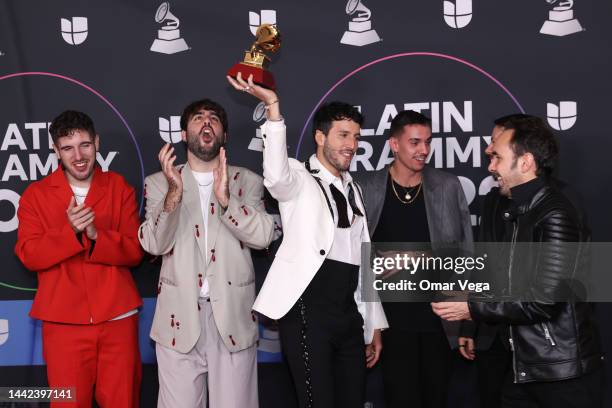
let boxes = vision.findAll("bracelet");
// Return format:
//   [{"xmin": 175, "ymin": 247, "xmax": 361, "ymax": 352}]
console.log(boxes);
[{"xmin": 265, "ymin": 99, "xmax": 279, "ymax": 109}]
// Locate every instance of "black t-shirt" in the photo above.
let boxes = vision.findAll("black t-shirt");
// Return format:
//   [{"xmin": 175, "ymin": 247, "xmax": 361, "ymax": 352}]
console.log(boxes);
[{"xmin": 372, "ymin": 176, "xmax": 443, "ymax": 332}]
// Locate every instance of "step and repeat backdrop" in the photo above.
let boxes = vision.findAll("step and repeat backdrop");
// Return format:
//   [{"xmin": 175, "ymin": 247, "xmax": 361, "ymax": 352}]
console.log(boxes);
[{"xmin": 1, "ymin": 0, "xmax": 611, "ymax": 406}]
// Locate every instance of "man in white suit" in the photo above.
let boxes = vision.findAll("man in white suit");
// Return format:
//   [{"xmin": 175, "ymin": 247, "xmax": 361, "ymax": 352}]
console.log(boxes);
[
  {"xmin": 228, "ymin": 73, "xmax": 388, "ymax": 408},
  {"xmin": 139, "ymin": 98, "xmax": 275, "ymax": 408}
]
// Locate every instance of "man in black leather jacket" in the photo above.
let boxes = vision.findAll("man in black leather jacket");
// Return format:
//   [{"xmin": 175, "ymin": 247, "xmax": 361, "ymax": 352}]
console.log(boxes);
[{"xmin": 432, "ymin": 116, "xmax": 604, "ymax": 407}]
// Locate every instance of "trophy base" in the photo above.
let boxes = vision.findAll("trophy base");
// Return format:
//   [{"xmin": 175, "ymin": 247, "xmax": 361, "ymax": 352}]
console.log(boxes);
[
  {"xmin": 340, "ymin": 29, "xmax": 381, "ymax": 46},
  {"xmin": 228, "ymin": 62, "xmax": 276, "ymax": 90},
  {"xmin": 150, "ymin": 38, "xmax": 189, "ymax": 54},
  {"xmin": 540, "ymin": 19, "xmax": 583, "ymax": 36}
]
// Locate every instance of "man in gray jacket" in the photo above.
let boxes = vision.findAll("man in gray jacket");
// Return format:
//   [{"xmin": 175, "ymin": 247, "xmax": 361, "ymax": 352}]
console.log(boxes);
[
  {"xmin": 139, "ymin": 98, "xmax": 275, "ymax": 408},
  {"xmin": 357, "ymin": 110, "xmax": 473, "ymax": 408}
]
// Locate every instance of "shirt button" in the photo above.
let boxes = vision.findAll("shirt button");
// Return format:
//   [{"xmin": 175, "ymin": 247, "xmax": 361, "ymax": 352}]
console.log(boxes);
[
  {"xmin": 520, "ymin": 372, "xmax": 526, "ymax": 377},
  {"xmin": 319, "ymin": 249, "xmax": 325, "ymax": 256}
]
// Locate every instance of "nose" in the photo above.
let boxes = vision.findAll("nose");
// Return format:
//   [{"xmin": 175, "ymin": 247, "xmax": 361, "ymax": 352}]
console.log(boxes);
[
  {"xmin": 74, "ymin": 149, "xmax": 83, "ymax": 161},
  {"xmin": 487, "ymin": 160, "xmax": 495, "ymax": 174}
]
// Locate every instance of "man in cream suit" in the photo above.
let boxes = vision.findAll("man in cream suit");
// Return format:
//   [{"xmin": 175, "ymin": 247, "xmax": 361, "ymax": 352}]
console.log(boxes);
[
  {"xmin": 228, "ymin": 74, "xmax": 388, "ymax": 408},
  {"xmin": 139, "ymin": 98, "xmax": 274, "ymax": 408}
]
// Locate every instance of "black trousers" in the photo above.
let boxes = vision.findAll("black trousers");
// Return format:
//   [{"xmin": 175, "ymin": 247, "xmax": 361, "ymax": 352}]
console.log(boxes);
[
  {"xmin": 381, "ymin": 328, "xmax": 452, "ymax": 408},
  {"xmin": 476, "ymin": 335, "xmax": 516, "ymax": 408},
  {"xmin": 279, "ymin": 259, "xmax": 365, "ymax": 408},
  {"xmin": 501, "ymin": 366, "xmax": 604, "ymax": 408}
]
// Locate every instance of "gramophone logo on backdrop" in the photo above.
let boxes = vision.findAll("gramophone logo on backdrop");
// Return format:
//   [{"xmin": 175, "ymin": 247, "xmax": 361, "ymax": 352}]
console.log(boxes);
[
  {"xmin": 159, "ymin": 116, "xmax": 182, "ymax": 143},
  {"xmin": 540, "ymin": 0, "xmax": 584, "ymax": 36},
  {"xmin": 546, "ymin": 101, "xmax": 577, "ymax": 131},
  {"xmin": 150, "ymin": 2, "xmax": 190, "ymax": 54},
  {"xmin": 340, "ymin": 0, "xmax": 381, "ymax": 46},
  {"xmin": 0, "ymin": 319, "xmax": 8, "ymax": 347},
  {"xmin": 61, "ymin": 17, "xmax": 88, "ymax": 45},
  {"xmin": 443, "ymin": 0, "xmax": 472, "ymax": 29},
  {"xmin": 249, "ymin": 10, "xmax": 277, "ymax": 36},
  {"xmin": 248, "ymin": 102, "xmax": 267, "ymax": 152}
]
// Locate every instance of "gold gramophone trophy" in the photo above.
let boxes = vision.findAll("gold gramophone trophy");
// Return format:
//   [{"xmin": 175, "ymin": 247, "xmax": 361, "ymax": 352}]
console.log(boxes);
[{"xmin": 228, "ymin": 23, "xmax": 281, "ymax": 90}]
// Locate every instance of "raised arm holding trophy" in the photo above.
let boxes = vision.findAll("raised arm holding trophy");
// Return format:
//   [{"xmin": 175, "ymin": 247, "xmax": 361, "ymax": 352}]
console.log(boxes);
[
  {"xmin": 227, "ymin": 66, "xmax": 388, "ymax": 407},
  {"xmin": 227, "ymin": 23, "xmax": 281, "ymax": 90}
]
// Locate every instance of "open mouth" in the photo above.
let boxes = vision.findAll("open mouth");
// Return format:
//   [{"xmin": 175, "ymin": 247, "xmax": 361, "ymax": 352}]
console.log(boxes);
[
  {"xmin": 340, "ymin": 150, "xmax": 354, "ymax": 160},
  {"xmin": 200, "ymin": 128, "xmax": 215, "ymax": 143},
  {"xmin": 73, "ymin": 161, "xmax": 89, "ymax": 171}
]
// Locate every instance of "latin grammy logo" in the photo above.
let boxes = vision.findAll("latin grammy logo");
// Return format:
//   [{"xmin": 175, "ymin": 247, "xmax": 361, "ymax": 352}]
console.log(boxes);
[
  {"xmin": 340, "ymin": 0, "xmax": 381, "ymax": 47},
  {"xmin": 150, "ymin": 2, "xmax": 190, "ymax": 54},
  {"xmin": 540, "ymin": 0, "xmax": 584, "ymax": 37}
]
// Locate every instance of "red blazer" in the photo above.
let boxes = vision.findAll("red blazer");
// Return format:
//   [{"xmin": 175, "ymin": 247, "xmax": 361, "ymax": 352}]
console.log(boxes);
[{"xmin": 15, "ymin": 166, "xmax": 143, "ymax": 324}]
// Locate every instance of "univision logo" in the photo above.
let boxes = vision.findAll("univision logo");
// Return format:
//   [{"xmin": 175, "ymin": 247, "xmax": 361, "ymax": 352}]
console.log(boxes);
[
  {"xmin": 159, "ymin": 116, "xmax": 182, "ymax": 143},
  {"xmin": 249, "ymin": 10, "xmax": 277, "ymax": 36},
  {"xmin": 546, "ymin": 101, "xmax": 577, "ymax": 131},
  {"xmin": 443, "ymin": 0, "xmax": 472, "ymax": 29},
  {"xmin": 61, "ymin": 17, "xmax": 88, "ymax": 45}
]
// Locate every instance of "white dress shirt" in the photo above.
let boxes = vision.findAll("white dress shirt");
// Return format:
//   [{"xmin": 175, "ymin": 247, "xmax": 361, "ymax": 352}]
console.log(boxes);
[{"xmin": 307, "ymin": 155, "xmax": 365, "ymax": 266}]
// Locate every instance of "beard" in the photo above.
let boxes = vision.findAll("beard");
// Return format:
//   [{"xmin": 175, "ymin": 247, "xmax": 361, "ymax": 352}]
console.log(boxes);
[
  {"xmin": 323, "ymin": 143, "xmax": 353, "ymax": 173},
  {"xmin": 186, "ymin": 130, "xmax": 224, "ymax": 162}
]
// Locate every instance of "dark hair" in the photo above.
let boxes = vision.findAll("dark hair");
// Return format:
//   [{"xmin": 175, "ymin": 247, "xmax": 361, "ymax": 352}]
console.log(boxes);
[
  {"xmin": 49, "ymin": 110, "xmax": 96, "ymax": 145},
  {"xmin": 503, "ymin": 116, "xmax": 558, "ymax": 177},
  {"xmin": 180, "ymin": 99, "xmax": 228, "ymax": 132},
  {"xmin": 389, "ymin": 110, "xmax": 431, "ymax": 138},
  {"xmin": 493, "ymin": 113, "xmax": 533, "ymax": 127},
  {"xmin": 312, "ymin": 101, "xmax": 363, "ymax": 140}
]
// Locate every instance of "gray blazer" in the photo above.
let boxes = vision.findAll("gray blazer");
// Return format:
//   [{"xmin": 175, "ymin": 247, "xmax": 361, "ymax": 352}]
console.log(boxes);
[
  {"xmin": 139, "ymin": 163, "xmax": 275, "ymax": 353},
  {"xmin": 356, "ymin": 165, "xmax": 474, "ymax": 346}
]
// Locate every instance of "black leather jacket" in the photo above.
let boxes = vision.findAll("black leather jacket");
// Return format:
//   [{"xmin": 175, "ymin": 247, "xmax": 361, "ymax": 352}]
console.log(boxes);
[{"xmin": 469, "ymin": 180, "xmax": 603, "ymax": 383}]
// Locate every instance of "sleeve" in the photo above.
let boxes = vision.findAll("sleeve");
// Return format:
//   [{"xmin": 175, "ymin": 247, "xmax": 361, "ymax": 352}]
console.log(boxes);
[
  {"xmin": 14, "ymin": 186, "xmax": 85, "ymax": 271},
  {"xmin": 261, "ymin": 119, "xmax": 304, "ymax": 202},
  {"xmin": 470, "ymin": 209, "xmax": 579, "ymax": 325},
  {"xmin": 459, "ymin": 320, "xmax": 477, "ymax": 338},
  {"xmin": 87, "ymin": 182, "xmax": 144, "ymax": 266},
  {"xmin": 219, "ymin": 172, "xmax": 275, "ymax": 250},
  {"xmin": 455, "ymin": 176, "xmax": 474, "ymax": 253},
  {"xmin": 138, "ymin": 174, "xmax": 182, "ymax": 255}
]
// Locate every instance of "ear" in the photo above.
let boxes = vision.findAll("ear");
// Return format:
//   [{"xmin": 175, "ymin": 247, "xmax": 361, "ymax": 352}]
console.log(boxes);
[
  {"xmin": 94, "ymin": 134, "xmax": 100, "ymax": 151},
  {"xmin": 520, "ymin": 152, "xmax": 536, "ymax": 174},
  {"xmin": 388, "ymin": 136, "xmax": 399, "ymax": 154},
  {"xmin": 181, "ymin": 130, "xmax": 187, "ymax": 143},
  {"xmin": 314, "ymin": 129, "xmax": 326, "ymax": 148},
  {"xmin": 52, "ymin": 142, "xmax": 60, "ymax": 157}
]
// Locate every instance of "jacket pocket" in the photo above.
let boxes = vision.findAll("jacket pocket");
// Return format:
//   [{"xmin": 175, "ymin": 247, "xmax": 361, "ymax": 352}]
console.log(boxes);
[{"xmin": 541, "ymin": 322, "xmax": 557, "ymax": 346}]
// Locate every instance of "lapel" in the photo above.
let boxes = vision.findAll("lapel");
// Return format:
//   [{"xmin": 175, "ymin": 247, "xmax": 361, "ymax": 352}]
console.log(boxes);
[
  {"xmin": 422, "ymin": 167, "xmax": 442, "ymax": 243},
  {"xmin": 48, "ymin": 167, "xmax": 76, "ymax": 206},
  {"xmin": 48, "ymin": 166, "xmax": 107, "ymax": 208},
  {"xmin": 204, "ymin": 167, "xmax": 225, "ymax": 265},
  {"xmin": 181, "ymin": 164, "xmax": 209, "ymax": 263},
  {"xmin": 84, "ymin": 167, "xmax": 108, "ymax": 208}
]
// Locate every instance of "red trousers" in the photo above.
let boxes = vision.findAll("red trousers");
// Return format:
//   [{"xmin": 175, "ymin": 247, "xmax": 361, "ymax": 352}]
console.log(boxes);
[{"xmin": 42, "ymin": 314, "xmax": 142, "ymax": 408}]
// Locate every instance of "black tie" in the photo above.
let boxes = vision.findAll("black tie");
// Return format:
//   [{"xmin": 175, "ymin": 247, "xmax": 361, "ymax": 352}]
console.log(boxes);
[{"xmin": 329, "ymin": 184, "xmax": 350, "ymax": 228}]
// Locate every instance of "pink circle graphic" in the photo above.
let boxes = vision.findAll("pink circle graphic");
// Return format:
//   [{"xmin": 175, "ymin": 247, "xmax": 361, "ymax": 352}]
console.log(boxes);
[
  {"xmin": 295, "ymin": 52, "xmax": 525, "ymax": 157},
  {"xmin": 0, "ymin": 71, "xmax": 145, "ymax": 211}
]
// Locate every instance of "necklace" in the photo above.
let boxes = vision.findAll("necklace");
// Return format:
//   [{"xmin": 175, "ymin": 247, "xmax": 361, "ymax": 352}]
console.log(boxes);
[{"xmin": 390, "ymin": 177, "xmax": 422, "ymax": 204}]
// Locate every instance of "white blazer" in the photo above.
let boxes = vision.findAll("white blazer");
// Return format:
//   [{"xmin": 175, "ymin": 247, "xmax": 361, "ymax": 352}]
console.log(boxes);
[{"xmin": 253, "ymin": 119, "xmax": 388, "ymax": 343}]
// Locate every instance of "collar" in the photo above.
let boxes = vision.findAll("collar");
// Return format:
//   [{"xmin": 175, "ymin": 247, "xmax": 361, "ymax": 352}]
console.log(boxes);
[
  {"xmin": 509, "ymin": 177, "xmax": 545, "ymax": 207},
  {"xmin": 308, "ymin": 154, "xmax": 352, "ymax": 190},
  {"xmin": 48, "ymin": 165, "xmax": 107, "ymax": 207}
]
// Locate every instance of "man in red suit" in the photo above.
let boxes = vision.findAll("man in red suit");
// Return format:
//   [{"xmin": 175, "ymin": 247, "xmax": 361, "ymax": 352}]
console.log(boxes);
[{"xmin": 14, "ymin": 110, "xmax": 144, "ymax": 407}]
